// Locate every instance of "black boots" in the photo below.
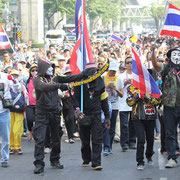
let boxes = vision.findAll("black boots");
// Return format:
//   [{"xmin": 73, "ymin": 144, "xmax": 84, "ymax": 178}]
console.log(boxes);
[
  {"xmin": 50, "ymin": 161, "xmax": 64, "ymax": 169},
  {"xmin": 34, "ymin": 165, "xmax": 44, "ymax": 174}
]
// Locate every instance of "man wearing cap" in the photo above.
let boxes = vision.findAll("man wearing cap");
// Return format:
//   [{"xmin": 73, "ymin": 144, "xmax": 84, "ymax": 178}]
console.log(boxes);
[
  {"xmin": 102, "ymin": 62, "xmax": 124, "ymax": 155},
  {"xmin": 97, "ymin": 57, "xmax": 105, "ymax": 69},
  {"xmin": 9, "ymin": 70, "xmax": 25, "ymax": 155},
  {"xmin": 73, "ymin": 63, "xmax": 110, "ymax": 170},
  {"xmin": 151, "ymin": 45, "xmax": 180, "ymax": 168},
  {"xmin": 61, "ymin": 65, "xmax": 75, "ymax": 143},
  {"xmin": 57, "ymin": 55, "xmax": 66, "ymax": 74}
]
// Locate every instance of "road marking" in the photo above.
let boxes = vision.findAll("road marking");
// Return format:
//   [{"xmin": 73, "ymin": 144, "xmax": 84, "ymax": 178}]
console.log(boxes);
[
  {"xmin": 160, "ymin": 178, "xmax": 167, "ymax": 180},
  {"xmin": 158, "ymin": 148, "xmax": 165, "ymax": 170}
]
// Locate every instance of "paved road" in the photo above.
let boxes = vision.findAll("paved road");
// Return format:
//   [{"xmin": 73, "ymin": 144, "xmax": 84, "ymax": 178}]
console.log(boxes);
[{"xmin": 0, "ymin": 135, "xmax": 180, "ymax": 180}]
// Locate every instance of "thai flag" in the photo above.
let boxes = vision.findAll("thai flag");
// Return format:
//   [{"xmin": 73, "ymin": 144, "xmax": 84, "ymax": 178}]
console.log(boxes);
[
  {"xmin": 131, "ymin": 48, "xmax": 161, "ymax": 99},
  {"xmin": 0, "ymin": 27, "xmax": 11, "ymax": 50},
  {"xmin": 160, "ymin": 3, "xmax": 180, "ymax": 38},
  {"xmin": 70, "ymin": 28, "xmax": 76, "ymax": 34},
  {"xmin": 111, "ymin": 33, "xmax": 122, "ymax": 43},
  {"xmin": 14, "ymin": 43, "xmax": 19, "ymax": 52},
  {"xmin": 69, "ymin": 0, "xmax": 94, "ymax": 74}
]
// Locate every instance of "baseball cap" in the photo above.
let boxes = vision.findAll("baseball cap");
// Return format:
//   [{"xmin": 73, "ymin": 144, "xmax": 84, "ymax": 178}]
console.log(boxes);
[{"xmin": 109, "ymin": 62, "xmax": 118, "ymax": 71}]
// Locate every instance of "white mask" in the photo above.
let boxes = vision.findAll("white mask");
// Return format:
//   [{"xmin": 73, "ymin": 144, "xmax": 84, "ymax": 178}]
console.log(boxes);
[
  {"xmin": 46, "ymin": 66, "xmax": 53, "ymax": 76},
  {"xmin": 171, "ymin": 50, "xmax": 180, "ymax": 65}
]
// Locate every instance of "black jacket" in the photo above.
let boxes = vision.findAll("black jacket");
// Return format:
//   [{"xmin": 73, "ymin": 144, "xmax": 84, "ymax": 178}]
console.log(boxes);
[
  {"xmin": 33, "ymin": 60, "xmax": 84, "ymax": 113},
  {"xmin": 74, "ymin": 76, "xmax": 110, "ymax": 119}
]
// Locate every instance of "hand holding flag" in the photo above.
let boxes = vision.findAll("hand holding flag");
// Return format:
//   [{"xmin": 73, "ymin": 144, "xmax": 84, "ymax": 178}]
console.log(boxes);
[{"xmin": 131, "ymin": 48, "xmax": 161, "ymax": 99}]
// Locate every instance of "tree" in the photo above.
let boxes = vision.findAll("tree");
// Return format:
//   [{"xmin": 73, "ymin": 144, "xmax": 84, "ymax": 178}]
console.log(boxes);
[
  {"xmin": 86, "ymin": 0, "xmax": 125, "ymax": 32},
  {"xmin": 0, "ymin": 0, "xmax": 12, "ymax": 21},
  {"xmin": 44, "ymin": 0, "xmax": 76, "ymax": 30},
  {"xmin": 172, "ymin": 0, "xmax": 180, "ymax": 8},
  {"xmin": 150, "ymin": 3, "xmax": 164, "ymax": 30}
]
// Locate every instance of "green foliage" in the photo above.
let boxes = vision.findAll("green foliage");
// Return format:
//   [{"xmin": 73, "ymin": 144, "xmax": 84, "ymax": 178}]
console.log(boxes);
[
  {"xmin": 44, "ymin": 0, "xmax": 76, "ymax": 29},
  {"xmin": 86, "ymin": 0, "xmax": 125, "ymax": 30},
  {"xmin": 150, "ymin": 3, "xmax": 164, "ymax": 19},
  {"xmin": 0, "ymin": 0, "xmax": 11, "ymax": 15},
  {"xmin": 86, "ymin": 0, "xmax": 125, "ymax": 22},
  {"xmin": 172, "ymin": 0, "xmax": 180, "ymax": 8},
  {"xmin": 150, "ymin": 3, "xmax": 165, "ymax": 29}
]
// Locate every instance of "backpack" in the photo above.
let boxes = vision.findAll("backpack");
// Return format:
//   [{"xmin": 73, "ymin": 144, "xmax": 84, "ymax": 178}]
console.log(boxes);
[{"xmin": 10, "ymin": 88, "xmax": 25, "ymax": 112}]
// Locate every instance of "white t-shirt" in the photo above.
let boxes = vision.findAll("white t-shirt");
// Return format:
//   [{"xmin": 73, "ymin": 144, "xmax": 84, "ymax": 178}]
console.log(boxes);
[
  {"xmin": 0, "ymin": 72, "xmax": 11, "ymax": 113},
  {"xmin": 102, "ymin": 73, "xmax": 124, "ymax": 110},
  {"xmin": 119, "ymin": 71, "xmax": 132, "ymax": 112}
]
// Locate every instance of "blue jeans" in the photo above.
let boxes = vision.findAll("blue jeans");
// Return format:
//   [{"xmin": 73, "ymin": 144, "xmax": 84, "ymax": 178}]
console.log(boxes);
[
  {"xmin": 103, "ymin": 109, "xmax": 119, "ymax": 150},
  {"xmin": 155, "ymin": 114, "xmax": 161, "ymax": 135},
  {"xmin": 109, "ymin": 110, "xmax": 118, "ymax": 149},
  {"xmin": 102, "ymin": 123, "xmax": 110, "ymax": 150},
  {"xmin": 23, "ymin": 118, "xmax": 28, "ymax": 133},
  {"xmin": 164, "ymin": 106, "xmax": 180, "ymax": 160},
  {"xmin": 120, "ymin": 111, "xmax": 136, "ymax": 148},
  {"xmin": 0, "ymin": 110, "xmax": 11, "ymax": 163}
]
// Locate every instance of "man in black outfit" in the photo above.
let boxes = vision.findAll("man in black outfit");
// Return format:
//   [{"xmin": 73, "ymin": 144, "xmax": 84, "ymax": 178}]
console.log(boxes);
[
  {"xmin": 33, "ymin": 59, "xmax": 84, "ymax": 174},
  {"xmin": 74, "ymin": 63, "xmax": 110, "ymax": 170}
]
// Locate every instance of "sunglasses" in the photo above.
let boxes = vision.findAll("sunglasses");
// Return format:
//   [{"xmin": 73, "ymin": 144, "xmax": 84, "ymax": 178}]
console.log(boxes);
[
  {"xmin": 98, "ymin": 63, "xmax": 103, "ymax": 65},
  {"xmin": 31, "ymin": 69, "xmax": 37, "ymax": 72},
  {"xmin": 126, "ymin": 61, "xmax": 132, "ymax": 65}
]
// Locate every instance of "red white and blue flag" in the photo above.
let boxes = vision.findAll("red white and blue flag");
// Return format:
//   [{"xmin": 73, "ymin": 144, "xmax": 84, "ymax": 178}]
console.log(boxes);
[
  {"xmin": 0, "ymin": 27, "xmax": 11, "ymax": 50},
  {"xmin": 160, "ymin": 3, "xmax": 180, "ymax": 38},
  {"xmin": 70, "ymin": 28, "xmax": 76, "ymax": 34},
  {"xmin": 69, "ymin": 0, "xmax": 94, "ymax": 74},
  {"xmin": 132, "ymin": 48, "xmax": 161, "ymax": 99},
  {"xmin": 110, "ymin": 33, "xmax": 123, "ymax": 43}
]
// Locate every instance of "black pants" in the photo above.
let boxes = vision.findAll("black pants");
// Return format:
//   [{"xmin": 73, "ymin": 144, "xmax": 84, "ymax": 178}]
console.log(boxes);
[
  {"xmin": 159, "ymin": 114, "xmax": 179, "ymax": 153},
  {"xmin": 26, "ymin": 105, "xmax": 36, "ymax": 132},
  {"xmin": 63, "ymin": 108, "xmax": 75, "ymax": 139},
  {"xmin": 134, "ymin": 120, "xmax": 155, "ymax": 164},
  {"xmin": 79, "ymin": 113, "xmax": 102, "ymax": 167},
  {"xmin": 44, "ymin": 125, "xmax": 51, "ymax": 148},
  {"xmin": 33, "ymin": 110, "xmax": 62, "ymax": 168}
]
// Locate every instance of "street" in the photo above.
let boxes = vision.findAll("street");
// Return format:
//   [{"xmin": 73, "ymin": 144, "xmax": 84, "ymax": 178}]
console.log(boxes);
[{"xmin": 0, "ymin": 135, "xmax": 179, "ymax": 180}]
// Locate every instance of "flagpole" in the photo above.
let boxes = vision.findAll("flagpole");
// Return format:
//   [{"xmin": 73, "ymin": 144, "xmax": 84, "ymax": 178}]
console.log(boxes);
[
  {"xmin": 155, "ymin": 0, "xmax": 169, "ymax": 42},
  {"xmin": 1, "ymin": 26, "xmax": 15, "ymax": 53},
  {"xmin": 81, "ymin": 0, "xmax": 84, "ymax": 112}
]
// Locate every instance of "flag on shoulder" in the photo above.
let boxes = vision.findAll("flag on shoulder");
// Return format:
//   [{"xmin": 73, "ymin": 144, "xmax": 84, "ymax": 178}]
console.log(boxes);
[
  {"xmin": 160, "ymin": 3, "xmax": 180, "ymax": 38},
  {"xmin": 111, "ymin": 33, "xmax": 123, "ymax": 43},
  {"xmin": 131, "ymin": 48, "xmax": 161, "ymax": 99},
  {"xmin": 69, "ymin": 0, "xmax": 94, "ymax": 74},
  {"xmin": 0, "ymin": 27, "xmax": 11, "ymax": 50}
]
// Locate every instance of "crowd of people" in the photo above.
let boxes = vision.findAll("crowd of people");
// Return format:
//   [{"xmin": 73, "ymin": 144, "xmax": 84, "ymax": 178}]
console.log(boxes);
[{"xmin": 0, "ymin": 34, "xmax": 180, "ymax": 174}]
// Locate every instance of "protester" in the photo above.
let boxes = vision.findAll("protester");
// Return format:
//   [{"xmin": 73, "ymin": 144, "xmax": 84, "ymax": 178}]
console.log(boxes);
[
  {"xmin": 0, "ymin": 71, "xmax": 11, "ymax": 167},
  {"xmin": 32, "ymin": 59, "xmax": 85, "ymax": 174},
  {"xmin": 9, "ymin": 70, "xmax": 25, "ymax": 155},
  {"xmin": 26, "ymin": 64, "xmax": 37, "ymax": 141},
  {"xmin": 62, "ymin": 65, "xmax": 75, "ymax": 143},
  {"xmin": 151, "ymin": 45, "xmax": 180, "ymax": 168},
  {"xmin": 74, "ymin": 63, "xmax": 110, "ymax": 170},
  {"xmin": 119, "ymin": 56, "xmax": 136, "ymax": 151},
  {"xmin": 102, "ymin": 62, "xmax": 123, "ymax": 154}
]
